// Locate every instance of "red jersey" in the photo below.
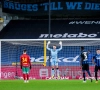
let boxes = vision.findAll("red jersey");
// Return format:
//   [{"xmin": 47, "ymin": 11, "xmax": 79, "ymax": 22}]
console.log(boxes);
[{"xmin": 20, "ymin": 54, "xmax": 31, "ymax": 67}]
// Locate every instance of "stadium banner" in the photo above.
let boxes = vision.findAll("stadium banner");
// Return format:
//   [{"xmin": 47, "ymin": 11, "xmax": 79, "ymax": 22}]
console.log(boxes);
[
  {"xmin": 2, "ymin": 0, "xmax": 100, "ymax": 16},
  {"xmin": 1, "ymin": 66, "xmax": 99, "ymax": 79}
]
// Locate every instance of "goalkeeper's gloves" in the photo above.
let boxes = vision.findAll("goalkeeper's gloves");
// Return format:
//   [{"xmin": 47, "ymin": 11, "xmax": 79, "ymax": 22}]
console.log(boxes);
[
  {"xmin": 59, "ymin": 41, "xmax": 62, "ymax": 45},
  {"xmin": 47, "ymin": 41, "xmax": 50, "ymax": 44}
]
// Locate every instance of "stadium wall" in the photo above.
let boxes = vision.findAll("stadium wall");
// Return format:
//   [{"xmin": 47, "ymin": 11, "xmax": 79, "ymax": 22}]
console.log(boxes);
[{"xmin": 1, "ymin": 66, "xmax": 99, "ymax": 79}]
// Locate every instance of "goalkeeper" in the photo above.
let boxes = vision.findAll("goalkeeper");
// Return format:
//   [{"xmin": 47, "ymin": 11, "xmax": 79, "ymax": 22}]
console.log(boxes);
[{"xmin": 47, "ymin": 41, "xmax": 62, "ymax": 79}]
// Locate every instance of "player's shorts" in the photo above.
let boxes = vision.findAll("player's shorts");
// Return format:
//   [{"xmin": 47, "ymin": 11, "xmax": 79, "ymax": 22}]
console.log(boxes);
[
  {"xmin": 95, "ymin": 66, "xmax": 100, "ymax": 72},
  {"xmin": 22, "ymin": 67, "xmax": 30, "ymax": 74},
  {"xmin": 51, "ymin": 58, "xmax": 58, "ymax": 66},
  {"xmin": 82, "ymin": 64, "xmax": 89, "ymax": 71}
]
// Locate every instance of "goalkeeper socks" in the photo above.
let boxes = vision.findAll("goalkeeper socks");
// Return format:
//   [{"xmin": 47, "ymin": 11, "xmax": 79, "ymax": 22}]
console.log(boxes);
[
  {"xmin": 27, "ymin": 74, "xmax": 29, "ymax": 80},
  {"xmin": 56, "ymin": 68, "xmax": 59, "ymax": 77},
  {"xmin": 83, "ymin": 72, "xmax": 85, "ymax": 81},
  {"xmin": 51, "ymin": 68, "xmax": 54, "ymax": 77},
  {"xmin": 87, "ymin": 70, "xmax": 91, "ymax": 77},
  {"xmin": 95, "ymin": 72, "xmax": 98, "ymax": 81},
  {"xmin": 23, "ymin": 74, "xmax": 26, "ymax": 80}
]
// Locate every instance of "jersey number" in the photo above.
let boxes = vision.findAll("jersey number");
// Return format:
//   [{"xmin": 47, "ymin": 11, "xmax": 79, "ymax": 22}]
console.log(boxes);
[
  {"xmin": 83, "ymin": 52, "xmax": 87, "ymax": 60},
  {"xmin": 22, "ymin": 58, "xmax": 27, "ymax": 63}
]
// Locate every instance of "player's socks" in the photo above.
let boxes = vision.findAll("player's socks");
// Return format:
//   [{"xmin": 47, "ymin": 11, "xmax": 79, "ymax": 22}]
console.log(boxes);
[
  {"xmin": 95, "ymin": 72, "xmax": 98, "ymax": 81},
  {"xmin": 83, "ymin": 72, "xmax": 86, "ymax": 81},
  {"xmin": 51, "ymin": 68, "xmax": 54, "ymax": 78},
  {"xmin": 56, "ymin": 68, "xmax": 59, "ymax": 76},
  {"xmin": 27, "ymin": 74, "xmax": 29, "ymax": 80},
  {"xmin": 90, "ymin": 78, "xmax": 93, "ymax": 82},
  {"xmin": 24, "ymin": 75, "xmax": 27, "ymax": 83},
  {"xmin": 56, "ymin": 68, "xmax": 60, "ymax": 79},
  {"xmin": 87, "ymin": 70, "xmax": 92, "ymax": 82},
  {"xmin": 23, "ymin": 74, "xmax": 26, "ymax": 80}
]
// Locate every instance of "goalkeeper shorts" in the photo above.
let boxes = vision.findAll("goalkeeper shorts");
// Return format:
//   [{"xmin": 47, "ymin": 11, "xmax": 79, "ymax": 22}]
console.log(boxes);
[{"xmin": 51, "ymin": 59, "xmax": 58, "ymax": 66}]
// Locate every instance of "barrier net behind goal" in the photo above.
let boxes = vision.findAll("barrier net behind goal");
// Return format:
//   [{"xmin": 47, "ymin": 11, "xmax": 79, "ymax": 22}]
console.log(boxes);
[{"xmin": 1, "ymin": 40, "xmax": 100, "ymax": 79}]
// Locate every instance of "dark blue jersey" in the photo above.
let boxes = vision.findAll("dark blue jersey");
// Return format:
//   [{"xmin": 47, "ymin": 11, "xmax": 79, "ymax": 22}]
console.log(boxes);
[
  {"xmin": 93, "ymin": 54, "xmax": 100, "ymax": 66},
  {"xmin": 81, "ymin": 50, "xmax": 88, "ymax": 64},
  {"xmin": 88, "ymin": 53, "xmax": 93, "ymax": 62}
]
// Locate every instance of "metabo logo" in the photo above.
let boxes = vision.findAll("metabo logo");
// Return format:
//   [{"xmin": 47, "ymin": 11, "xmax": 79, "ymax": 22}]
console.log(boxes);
[
  {"xmin": 39, "ymin": 33, "xmax": 98, "ymax": 38},
  {"xmin": 69, "ymin": 21, "xmax": 100, "ymax": 24}
]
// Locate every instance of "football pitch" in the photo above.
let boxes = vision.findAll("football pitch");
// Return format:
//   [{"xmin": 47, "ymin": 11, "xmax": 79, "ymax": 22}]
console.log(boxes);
[{"xmin": 0, "ymin": 80, "xmax": 100, "ymax": 90}]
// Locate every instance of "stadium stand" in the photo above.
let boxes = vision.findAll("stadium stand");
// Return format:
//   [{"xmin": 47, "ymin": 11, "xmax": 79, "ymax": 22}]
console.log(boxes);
[{"xmin": 0, "ymin": 20, "xmax": 100, "ymax": 39}]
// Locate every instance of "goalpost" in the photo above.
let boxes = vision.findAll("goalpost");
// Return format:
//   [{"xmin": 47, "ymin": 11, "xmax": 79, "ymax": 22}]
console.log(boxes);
[{"xmin": 0, "ymin": 39, "xmax": 100, "ymax": 80}]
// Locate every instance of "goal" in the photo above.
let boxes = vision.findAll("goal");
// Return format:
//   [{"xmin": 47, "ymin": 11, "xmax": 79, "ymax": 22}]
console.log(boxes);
[{"xmin": 0, "ymin": 39, "xmax": 100, "ymax": 80}]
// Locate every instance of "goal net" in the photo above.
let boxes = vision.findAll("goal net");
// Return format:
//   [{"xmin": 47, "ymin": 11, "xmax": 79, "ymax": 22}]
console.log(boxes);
[{"xmin": 0, "ymin": 39, "xmax": 100, "ymax": 80}]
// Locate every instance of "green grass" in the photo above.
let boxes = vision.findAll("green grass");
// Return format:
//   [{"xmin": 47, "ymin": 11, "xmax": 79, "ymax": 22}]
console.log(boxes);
[{"xmin": 0, "ymin": 80, "xmax": 100, "ymax": 90}]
